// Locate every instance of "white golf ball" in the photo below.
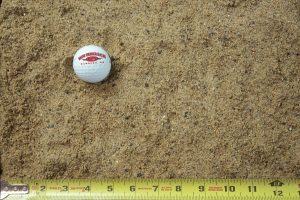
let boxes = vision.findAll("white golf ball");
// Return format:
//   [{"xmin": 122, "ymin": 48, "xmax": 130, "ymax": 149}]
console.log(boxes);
[{"xmin": 73, "ymin": 45, "xmax": 111, "ymax": 83}]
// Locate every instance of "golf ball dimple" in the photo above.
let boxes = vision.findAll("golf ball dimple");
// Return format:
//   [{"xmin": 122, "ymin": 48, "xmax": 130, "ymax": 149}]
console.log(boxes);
[{"xmin": 73, "ymin": 45, "xmax": 111, "ymax": 83}]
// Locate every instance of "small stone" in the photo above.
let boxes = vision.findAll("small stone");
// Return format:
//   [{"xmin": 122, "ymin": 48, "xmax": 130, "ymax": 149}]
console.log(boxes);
[
  {"xmin": 184, "ymin": 111, "xmax": 191, "ymax": 118},
  {"xmin": 145, "ymin": 83, "xmax": 149, "ymax": 87},
  {"xmin": 47, "ymin": 124, "xmax": 55, "ymax": 128},
  {"xmin": 288, "ymin": 127, "xmax": 292, "ymax": 131}
]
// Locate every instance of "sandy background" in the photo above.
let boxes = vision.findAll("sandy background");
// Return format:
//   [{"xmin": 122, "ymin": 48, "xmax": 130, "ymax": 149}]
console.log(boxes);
[{"xmin": 0, "ymin": 0, "xmax": 299, "ymax": 180}]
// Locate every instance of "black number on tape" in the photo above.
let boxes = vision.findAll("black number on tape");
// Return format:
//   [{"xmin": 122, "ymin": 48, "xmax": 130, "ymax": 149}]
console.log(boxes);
[
  {"xmin": 40, "ymin": 186, "xmax": 46, "ymax": 191},
  {"xmin": 62, "ymin": 186, "xmax": 68, "ymax": 192},
  {"xmin": 248, "ymin": 186, "xmax": 257, "ymax": 192},
  {"xmin": 84, "ymin": 186, "xmax": 90, "ymax": 191},
  {"xmin": 224, "ymin": 186, "xmax": 235, "ymax": 192},
  {"xmin": 176, "ymin": 185, "xmax": 181, "ymax": 192},
  {"xmin": 107, "ymin": 186, "xmax": 113, "ymax": 192},
  {"xmin": 199, "ymin": 186, "xmax": 205, "ymax": 192},
  {"xmin": 273, "ymin": 191, "xmax": 283, "ymax": 196},
  {"xmin": 130, "ymin": 186, "xmax": 135, "ymax": 192}
]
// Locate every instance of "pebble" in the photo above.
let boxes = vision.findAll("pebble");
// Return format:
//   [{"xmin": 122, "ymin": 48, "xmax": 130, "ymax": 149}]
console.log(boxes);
[{"xmin": 47, "ymin": 124, "xmax": 55, "ymax": 128}]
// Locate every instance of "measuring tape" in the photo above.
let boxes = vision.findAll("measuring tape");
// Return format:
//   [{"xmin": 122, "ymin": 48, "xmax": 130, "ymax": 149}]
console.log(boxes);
[{"xmin": 1, "ymin": 179, "xmax": 299, "ymax": 200}]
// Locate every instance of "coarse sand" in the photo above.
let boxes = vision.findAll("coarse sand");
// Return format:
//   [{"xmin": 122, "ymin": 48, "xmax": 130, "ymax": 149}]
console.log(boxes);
[{"xmin": 0, "ymin": 0, "xmax": 299, "ymax": 179}]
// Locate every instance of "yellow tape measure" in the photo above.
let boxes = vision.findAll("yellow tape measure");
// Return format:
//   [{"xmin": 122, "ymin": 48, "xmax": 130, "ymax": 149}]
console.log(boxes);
[{"xmin": 1, "ymin": 179, "xmax": 299, "ymax": 200}]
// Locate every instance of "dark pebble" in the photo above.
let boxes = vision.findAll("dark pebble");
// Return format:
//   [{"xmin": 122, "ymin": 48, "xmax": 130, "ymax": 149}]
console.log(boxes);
[{"xmin": 48, "ymin": 124, "xmax": 55, "ymax": 128}]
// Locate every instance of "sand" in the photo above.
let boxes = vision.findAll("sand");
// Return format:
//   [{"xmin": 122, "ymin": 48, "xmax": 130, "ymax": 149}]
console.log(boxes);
[{"xmin": 0, "ymin": 0, "xmax": 299, "ymax": 180}]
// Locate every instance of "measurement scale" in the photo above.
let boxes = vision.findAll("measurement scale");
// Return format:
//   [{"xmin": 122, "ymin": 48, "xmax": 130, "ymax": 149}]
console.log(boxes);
[{"xmin": 1, "ymin": 179, "xmax": 299, "ymax": 200}]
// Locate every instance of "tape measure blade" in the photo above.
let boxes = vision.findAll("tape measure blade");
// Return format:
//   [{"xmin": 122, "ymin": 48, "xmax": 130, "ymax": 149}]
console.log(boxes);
[{"xmin": 2, "ymin": 179, "xmax": 299, "ymax": 200}]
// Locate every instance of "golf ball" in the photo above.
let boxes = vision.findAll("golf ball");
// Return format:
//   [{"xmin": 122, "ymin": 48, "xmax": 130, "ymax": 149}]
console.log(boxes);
[{"xmin": 73, "ymin": 45, "xmax": 111, "ymax": 83}]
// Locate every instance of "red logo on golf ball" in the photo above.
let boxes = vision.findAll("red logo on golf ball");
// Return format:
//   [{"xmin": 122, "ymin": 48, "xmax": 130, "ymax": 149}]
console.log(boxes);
[{"xmin": 78, "ymin": 52, "xmax": 106, "ymax": 63}]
